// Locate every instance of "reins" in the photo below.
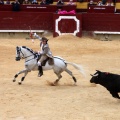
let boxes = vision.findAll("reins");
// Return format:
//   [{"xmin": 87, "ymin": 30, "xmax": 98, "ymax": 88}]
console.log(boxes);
[
  {"xmin": 25, "ymin": 56, "xmax": 35, "ymax": 63},
  {"xmin": 19, "ymin": 47, "xmax": 36, "ymax": 63}
]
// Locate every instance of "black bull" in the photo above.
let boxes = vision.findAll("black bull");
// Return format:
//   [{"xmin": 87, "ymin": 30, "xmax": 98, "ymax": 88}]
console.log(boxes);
[{"xmin": 90, "ymin": 70, "xmax": 120, "ymax": 99}]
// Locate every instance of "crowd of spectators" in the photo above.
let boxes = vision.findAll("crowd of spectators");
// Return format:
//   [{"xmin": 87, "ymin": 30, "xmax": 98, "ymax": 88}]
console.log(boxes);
[
  {"xmin": 89, "ymin": 0, "xmax": 115, "ymax": 6},
  {"xmin": 0, "ymin": 0, "xmax": 54, "ymax": 4},
  {"xmin": 0, "ymin": 0, "xmax": 116, "ymax": 6},
  {"xmin": 0, "ymin": 0, "xmax": 77, "ymax": 5}
]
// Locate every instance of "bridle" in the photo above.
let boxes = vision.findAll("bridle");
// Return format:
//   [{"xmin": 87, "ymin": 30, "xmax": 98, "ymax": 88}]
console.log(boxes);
[{"xmin": 16, "ymin": 46, "xmax": 35, "ymax": 62}]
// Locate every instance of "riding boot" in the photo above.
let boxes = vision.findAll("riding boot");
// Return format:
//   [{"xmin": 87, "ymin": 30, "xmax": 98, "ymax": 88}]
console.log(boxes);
[{"xmin": 38, "ymin": 66, "xmax": 43, "ymax": 77}]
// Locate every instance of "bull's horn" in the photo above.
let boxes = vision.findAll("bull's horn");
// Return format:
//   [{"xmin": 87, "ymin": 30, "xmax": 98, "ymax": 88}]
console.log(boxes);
[{"xmin": 93, "ymin": 73, "xmax": 99, "ymax": 77}]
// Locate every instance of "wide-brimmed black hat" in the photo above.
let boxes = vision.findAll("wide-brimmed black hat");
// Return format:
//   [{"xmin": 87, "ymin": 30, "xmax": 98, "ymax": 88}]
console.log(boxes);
[{"xmin": 41, "ymin": 37, "xmax": 49, "ymax": 41}]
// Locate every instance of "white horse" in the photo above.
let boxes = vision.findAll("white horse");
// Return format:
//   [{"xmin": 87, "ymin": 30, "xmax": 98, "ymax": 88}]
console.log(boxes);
[{"xmin": 13, "ymin": 46, "xmax": 85, "ymax": 85}]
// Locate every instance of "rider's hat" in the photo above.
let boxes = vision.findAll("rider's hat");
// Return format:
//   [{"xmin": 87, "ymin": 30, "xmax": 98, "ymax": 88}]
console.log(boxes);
[{"xmin": 41, "ymin": 37, "xmax": 48, "ymax": 42}]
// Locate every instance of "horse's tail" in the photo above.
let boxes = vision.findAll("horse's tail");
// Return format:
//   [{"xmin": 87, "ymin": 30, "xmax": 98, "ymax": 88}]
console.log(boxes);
[{"xmin": 66, "ymin": 62, "xmax": 86, "ymax": 77}]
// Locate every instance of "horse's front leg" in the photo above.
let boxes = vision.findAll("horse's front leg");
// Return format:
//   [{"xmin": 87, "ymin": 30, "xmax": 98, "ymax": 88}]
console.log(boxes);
[
  {"xmin": 13, "ymin": 69, "xmax": 28, "ymax": 84},
  {"xmin": 18, "ymin": 70, "xmax": 28, "ymax": 85}
]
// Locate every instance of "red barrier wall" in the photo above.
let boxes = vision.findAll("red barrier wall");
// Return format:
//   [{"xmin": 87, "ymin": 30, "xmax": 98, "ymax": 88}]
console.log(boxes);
[
  {"xmin": 0, "ymin": 12, "xmax": 53, "ymax": 30},
  {"xmin": 82, "ymin": 13, "xmax": 120, "ymax": 31},
  {"xmin": 0, "ymin": 5, "xmax": 76, "ymax": 12},
  {"xmin": 0, "ymin": 11, "xmax": 120, "ymax": 33}
]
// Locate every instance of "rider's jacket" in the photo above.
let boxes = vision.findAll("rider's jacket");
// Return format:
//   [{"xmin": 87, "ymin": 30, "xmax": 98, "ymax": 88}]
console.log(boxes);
[{"xmin": 40, "ymin": 42, "xmax": 53, "ymax": 58}]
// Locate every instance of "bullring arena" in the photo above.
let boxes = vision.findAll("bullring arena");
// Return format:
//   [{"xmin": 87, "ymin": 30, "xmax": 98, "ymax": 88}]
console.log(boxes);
[
  {"xmin": 1, "ymin": 33, "xmax": 120, "ymax": 120},
  {"xmin": 1, "ymin": 0, "xmax": 120, "ymax": 119}
]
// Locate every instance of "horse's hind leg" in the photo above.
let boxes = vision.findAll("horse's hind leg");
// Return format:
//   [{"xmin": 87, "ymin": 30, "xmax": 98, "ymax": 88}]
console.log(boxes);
[
  {"xmin": 53, "ymin": 71, "xmax": 62, "ymax": 85},
  {"xmin": 65, "ymin": 68, "xmax": 77, "ymax": 85}
]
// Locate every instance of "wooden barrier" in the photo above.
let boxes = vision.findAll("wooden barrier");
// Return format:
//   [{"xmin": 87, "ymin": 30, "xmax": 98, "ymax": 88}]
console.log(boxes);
[
  {"xmin": 0, "ymin": 12, "xmax": 53, "ymax": 30},
  {"xmin": 82, "ymin": 13, "xmax": 120, "ymax": 31},
  {"xmin": 0, "ymin": 3, "xmax": 120, "ymax": 37},
  {"xmin": 1, "ymin": 12, "xmax": 120, "ymax": 32},
  {"xmin": 0, "ymin": 5, "xmax": 76, "ymax": 12}
]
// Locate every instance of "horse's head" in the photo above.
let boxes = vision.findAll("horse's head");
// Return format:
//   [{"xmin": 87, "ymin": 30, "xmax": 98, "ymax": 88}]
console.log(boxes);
[
  {"xmin": 16, "ymin": 46, "xmax": 35, "ymax": 61},
  {"xmin": 16, "ymin": 46, "xmax": 23, "ymax": 61}
]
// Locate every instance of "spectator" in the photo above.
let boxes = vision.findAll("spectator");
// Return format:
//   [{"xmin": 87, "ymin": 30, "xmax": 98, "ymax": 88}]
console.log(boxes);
[
  {"xmin": 56, "ymin": 8, "xmax": 62, "ymax": 13},
  {"xmin": 89, "ymin": 0, "xmax": 93, "ymax": 4},
  {"xmin": 67, "ymin": 0, "xmax": 75, "ymax": 5},
  {"xmin": 19, "ymin": 0, "xmax": 23, "ymax": 4},
  {"xmin": 11, "ymin": 0, "xmax": 20, "ymax": 11},
  {"xmin": 112, "ymin": 0, "xmax": 116, "ymax": 5},
  {"xmin": 40, "ymin": 0, "xmax": 48, "ymax": 5},
  {"xmin": 31, "ymin": 0, "xmax": 38, "ymax": 4},
  {"xmin": 23, "ymin": 0, "xmax": 30, "ymax": 4},
  {"xmin": 97, "ymin": 1, "xmax": 103, "ymax": 6},
  {"xmin": 97, "ymin": 0, "xmax": 107, "ymax": 6},
  {"xmin": 0, "ymin": 0, "xmax": 4, "ymax": 4},
  {"xmin": 46, "ymin": 0, "xmax": 53, "ymax": 4},
  {"xmin": 102, "ymin": 0, "xmax": 107, "ymax": 5},
  {"xmin": 5, "ymin": 0, "xmax": 10, "ymax": 4},
  {"xmin": 57, "ymin": 0, "xmax": 64, "ymax": 5}
]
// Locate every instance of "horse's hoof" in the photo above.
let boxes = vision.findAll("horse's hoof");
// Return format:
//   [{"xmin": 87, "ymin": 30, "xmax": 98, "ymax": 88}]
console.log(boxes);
[
  {"xmin": 74, "ymin": 83, "xmax": 77, "ymax": 86},
  {"xmin": 13, "ymin": 80, "xmax": 16, "ymax": 82},
  {"xmin": 18, "ymin": 82, "xmax": 22, "ymax": 85},
  {"xmin": 52, "ymin": 83, "xmax": 57, "ymax": 86},
  {"xmin": 46, "ymin": 80, "xmax": 57, "ymax": 86}
]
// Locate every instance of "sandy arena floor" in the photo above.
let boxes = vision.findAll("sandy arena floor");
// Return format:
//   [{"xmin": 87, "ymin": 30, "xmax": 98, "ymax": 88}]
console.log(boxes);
[{"xmin": 1, "ymin": 34, "xmax": 120, "ymax": 120}]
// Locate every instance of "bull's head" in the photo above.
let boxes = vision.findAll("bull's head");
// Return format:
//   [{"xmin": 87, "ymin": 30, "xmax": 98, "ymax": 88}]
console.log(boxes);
[{"xmin": 90, "ymin": 70, "xmax": 101, "ymax": 84}]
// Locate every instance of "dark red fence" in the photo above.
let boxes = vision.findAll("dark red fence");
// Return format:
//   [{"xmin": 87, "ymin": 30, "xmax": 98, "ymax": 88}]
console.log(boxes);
[
  {"xmin": 0, "ymin": 5, "xmax": 76, "ymax": 12},
  {"xmin": 82, "ymin": 13, "xmax": 120, "ymax": 31},
  {"xmin": 0, "ymin": 12, "xmax": 53, "ymax": 30},
  {"xmin": 1, "ymin": 12, "xmax": 120, "ymax": 32},
  {"xmin": 0, "ymin": 4, "xmax": 120, "ymax": 32}
]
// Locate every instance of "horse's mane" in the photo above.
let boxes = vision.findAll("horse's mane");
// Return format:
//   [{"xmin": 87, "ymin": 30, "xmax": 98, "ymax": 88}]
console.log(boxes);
[{"xmin": 21, "ymin": 46, "xmax": 35, "ymax": 54}]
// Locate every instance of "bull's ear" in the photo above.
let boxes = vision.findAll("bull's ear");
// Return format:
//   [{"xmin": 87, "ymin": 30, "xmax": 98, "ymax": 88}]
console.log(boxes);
[
  {"xmin": 90, "ymin": 74, "xmax": 93, "ymax": 76},
  {"xmin": 96, "ymin": 70, "xmax": 100, "ymax": 72}
]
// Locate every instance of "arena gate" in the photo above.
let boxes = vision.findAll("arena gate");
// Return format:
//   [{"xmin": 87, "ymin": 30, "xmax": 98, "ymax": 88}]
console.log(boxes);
[{"xmin": 53, "ymin": 14, "xmax": 82, "ymax": 37}]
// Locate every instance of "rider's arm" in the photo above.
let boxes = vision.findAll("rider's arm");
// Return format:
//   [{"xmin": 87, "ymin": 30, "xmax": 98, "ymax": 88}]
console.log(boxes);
[{"xmin": 33, "ymin": 33, "xmax": 42, "ymax": 40}]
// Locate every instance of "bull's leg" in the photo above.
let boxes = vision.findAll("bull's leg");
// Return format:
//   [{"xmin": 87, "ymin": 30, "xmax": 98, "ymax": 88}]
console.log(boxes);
[
  {"xmin": 65, "ymin": 68, "xmax": 77, "ymax": 85},
  {"xmin": 13, "ymin": 69, "xmax": 28, "ymax": 85},
  {"xmin": 110, "ymin": 91, "xmax": 120, "ymax": 99}
]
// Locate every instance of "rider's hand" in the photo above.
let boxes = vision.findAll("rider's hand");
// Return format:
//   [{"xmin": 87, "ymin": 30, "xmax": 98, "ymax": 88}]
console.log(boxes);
[
  {"xmin": 30, "ymin": 32, "xmax": 33, "ymax": 38},
  {"xmin": 38, "ymin": 51, "xmax": 41, "ymax": 55},
  {"xmin": 34, "ymin": 51, "xmax": 38, "ymax": 54}
]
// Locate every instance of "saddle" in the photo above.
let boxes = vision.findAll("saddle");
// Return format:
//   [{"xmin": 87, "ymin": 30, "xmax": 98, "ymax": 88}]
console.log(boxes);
[
  {"xmin": 35, "ymin": 54, "xmax": 54, "ymax": 66},
  {"xmin": 41, "ymin": 58, "xmax": 54, "ymax": 66}
]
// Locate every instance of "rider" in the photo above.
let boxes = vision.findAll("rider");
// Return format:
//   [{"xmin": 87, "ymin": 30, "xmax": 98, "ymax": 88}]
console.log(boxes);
[{"xmin": 32, "ymin": 33, "xmax": 53, "ymax": 77}]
